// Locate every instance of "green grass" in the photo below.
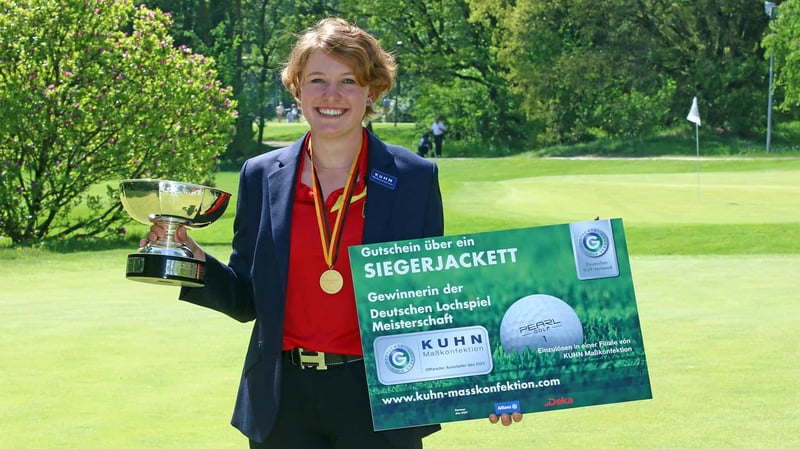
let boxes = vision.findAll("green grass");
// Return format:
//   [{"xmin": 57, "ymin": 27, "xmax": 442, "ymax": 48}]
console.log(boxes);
[
  {"xmin": 1, "ymin": 155, "xmax": 798, "ymax": 448},
  {"xmin": 431, "ymin": 256, "xmax": 798, "ymax": 449},
  {"xmin": 435, "ymin": 158, "xmax": 800, "ymax": 255},
  {"xmin": 256, "ymin": 121, "xmax": 423, "ymax": 149}
]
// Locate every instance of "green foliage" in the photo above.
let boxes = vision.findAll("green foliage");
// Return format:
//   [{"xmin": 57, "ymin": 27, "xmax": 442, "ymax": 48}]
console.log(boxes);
[
  {"xmin": 766, "ymin": 0, "xmax": 800, "ymax": 109},
  {"xmin": 145, "ymin": 0, "xmax": 787, "ymax": 154},
  {"xmin": 412, "ymin": 75, "xmax": 528, "ymax": 154},
  {"xmin": 472, "ymin": 0, "xmax": 769, "ymax": 142},
  {"xmin": 0, "ymin": 0, "xmax": 236, "ymax": 244},
  {"xmin": 353, "ymin": 0, "xmax": 530, "ymax": 148}
]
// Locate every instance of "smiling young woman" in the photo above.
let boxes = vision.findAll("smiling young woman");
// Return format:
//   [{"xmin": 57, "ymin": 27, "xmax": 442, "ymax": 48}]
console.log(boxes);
[{"xmin": 144, "ymin": 17, "xmax": 518, "ymax": 449}]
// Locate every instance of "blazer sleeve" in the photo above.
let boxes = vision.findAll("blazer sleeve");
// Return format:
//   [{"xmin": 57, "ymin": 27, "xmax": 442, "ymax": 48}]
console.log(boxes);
[{"xmin": 177, "ymin": 159, "xmax": 259, "ymax": 323}]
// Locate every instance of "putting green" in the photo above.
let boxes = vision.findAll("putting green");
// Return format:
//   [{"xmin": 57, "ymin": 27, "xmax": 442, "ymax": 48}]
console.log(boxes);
[{"xmin": 445, "ymin": 170, "xmax": 799, "ymax": 226}]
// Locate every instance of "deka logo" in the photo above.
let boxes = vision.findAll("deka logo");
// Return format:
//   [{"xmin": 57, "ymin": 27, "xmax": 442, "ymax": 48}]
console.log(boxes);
[{"xmin": 544, "ymin": 397, "xmax": 574, "ymax": 407}]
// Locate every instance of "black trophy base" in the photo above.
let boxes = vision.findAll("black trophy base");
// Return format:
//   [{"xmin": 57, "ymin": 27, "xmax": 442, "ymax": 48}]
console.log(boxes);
[{"xmin": 126, "ymin": 253, "xmax": 205, "ymax": 287}]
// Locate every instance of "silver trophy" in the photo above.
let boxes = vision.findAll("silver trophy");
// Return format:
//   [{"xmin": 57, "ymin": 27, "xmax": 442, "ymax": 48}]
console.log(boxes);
[{"xmin": 120, "ymin": 179, "xmax": 231, "ymax": 287}]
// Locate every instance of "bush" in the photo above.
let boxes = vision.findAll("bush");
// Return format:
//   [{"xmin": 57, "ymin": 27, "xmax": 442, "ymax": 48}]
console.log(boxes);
[{"xmin": 0, "ymin": 0, "xmax": 236, "ymax": 244}]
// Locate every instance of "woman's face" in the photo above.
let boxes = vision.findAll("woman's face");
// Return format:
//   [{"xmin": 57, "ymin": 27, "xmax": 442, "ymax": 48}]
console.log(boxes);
[{"xmin": 299, "ymin": 50, "xmax": 371, "ymax": 140}]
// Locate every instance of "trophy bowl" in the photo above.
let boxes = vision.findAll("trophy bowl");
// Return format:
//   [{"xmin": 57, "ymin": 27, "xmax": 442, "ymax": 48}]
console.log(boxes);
[{"xmin": 120, "ymin": 179, "xmax": 231, "ymax": 287}]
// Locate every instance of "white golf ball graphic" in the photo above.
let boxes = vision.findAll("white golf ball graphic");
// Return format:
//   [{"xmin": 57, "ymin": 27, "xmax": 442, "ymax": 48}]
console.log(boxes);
[{"xmin": 500, "ymin": 294, "xmax": 584, "ymax": 354}]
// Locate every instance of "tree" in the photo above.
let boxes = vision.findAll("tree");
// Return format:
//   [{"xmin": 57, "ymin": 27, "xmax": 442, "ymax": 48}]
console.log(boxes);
[
  {"xmin": 765, "ymin": 0, "xmax": 800, "ymax": 109},
  {"xmin": 472, "ymin": 0, "xmax": 768, "ymax": 144},
  {"xmin": 240, "ymin": 0, "xmax": 328, "ymax": 154},
  {"xmin": 347, "ymin": 0, "xmax": 529, "ymax": 149},
  {"xmin": 147, "ymin": 0, "xmax": 529, "ymax": 150},
  {"xmin": 0, "ymin": 0, "xmax": 236, "ymax": 244},
  {"xmin": 471, "ymin": 0, "xmax": 675, "ymax": 144},
  {"xmin": 637, "ymin": 0, "xmax": 768, "ymax": 136},
  {"xmin": 139, "ymin": 0, "xmax": 778, "ymax": 155},
  {"xmin": 147, "ymin": 0, "xmax": 338, "ymax": 164}
]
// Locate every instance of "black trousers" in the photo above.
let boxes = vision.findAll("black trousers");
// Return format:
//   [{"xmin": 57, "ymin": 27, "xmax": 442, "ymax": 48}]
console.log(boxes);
[
  {"xmin": 249, "ymin": 358, "xmax": 424, "ymax": 449},
  {"xmin": 433, "ymin": 134, "xmax": 443, "ymax": 157}
]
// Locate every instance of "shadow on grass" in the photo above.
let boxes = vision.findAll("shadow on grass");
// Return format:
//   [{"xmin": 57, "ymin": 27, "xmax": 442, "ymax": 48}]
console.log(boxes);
[
  {"xmin": 1, "ymin": 235, "xmax": 232, "ymax": 255},
  {"xmin": 19, "ymin": 235, "xmax": 142, "ymax": 253}
]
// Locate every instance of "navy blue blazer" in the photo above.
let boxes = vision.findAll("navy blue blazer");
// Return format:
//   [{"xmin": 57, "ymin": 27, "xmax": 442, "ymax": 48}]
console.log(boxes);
[{"xmin": 179, "ymin": 131, "xmax": 444, "ymax": 443}]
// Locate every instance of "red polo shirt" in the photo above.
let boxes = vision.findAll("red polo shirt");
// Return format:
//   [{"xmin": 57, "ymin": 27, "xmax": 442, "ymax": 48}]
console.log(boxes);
[{"xmin": 282, "ymin": 136, "xmax": 368, "ymax": 356}]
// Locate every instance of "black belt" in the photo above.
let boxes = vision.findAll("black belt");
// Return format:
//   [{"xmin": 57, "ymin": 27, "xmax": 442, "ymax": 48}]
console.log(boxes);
[{"xmin": 283, "ymin": 348, "xmax": 364, "ymax": 370}]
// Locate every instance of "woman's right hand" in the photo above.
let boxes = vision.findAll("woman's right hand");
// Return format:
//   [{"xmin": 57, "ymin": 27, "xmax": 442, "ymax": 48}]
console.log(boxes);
[{"xmin": 139, "ymin": 223, "xmax": 206, "ymax": 262}]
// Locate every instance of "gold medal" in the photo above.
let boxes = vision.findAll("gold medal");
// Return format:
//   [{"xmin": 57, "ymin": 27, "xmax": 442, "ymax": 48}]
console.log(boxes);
[
  {"xmin": 319, "ymin": 269, "xmax": 344, "ymax": 294},
  {"xmin": 308, "ymin": 130, "xmax": 367, "ymax": 295}
]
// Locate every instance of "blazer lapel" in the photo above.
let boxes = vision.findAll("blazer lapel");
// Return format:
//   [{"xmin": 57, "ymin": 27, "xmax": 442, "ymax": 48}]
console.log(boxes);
[{"xmin": 268, "ymin": 138, "xmax": 304, "ymax": 283}]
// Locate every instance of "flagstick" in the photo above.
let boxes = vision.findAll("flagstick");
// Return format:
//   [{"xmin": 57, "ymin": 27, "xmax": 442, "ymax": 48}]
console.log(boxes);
[
  {"xmin": 695, "ymin": 123, "xmax": 700, "ymax": 201},
  {"xmin": 686, "ymin": 96, "xmax": 702, "ymax": 200}
]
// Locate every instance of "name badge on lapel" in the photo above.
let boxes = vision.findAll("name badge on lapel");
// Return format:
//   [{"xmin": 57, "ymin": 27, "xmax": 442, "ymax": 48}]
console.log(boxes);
[{"xmin": 369, "ymin": 169, "xmax": 397, "ymax": 190}]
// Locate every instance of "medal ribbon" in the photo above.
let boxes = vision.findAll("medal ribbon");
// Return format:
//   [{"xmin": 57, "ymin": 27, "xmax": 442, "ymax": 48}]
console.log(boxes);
[{"xmin": 308, "ymin": 130, "xmax": 366, "ymax": 270}]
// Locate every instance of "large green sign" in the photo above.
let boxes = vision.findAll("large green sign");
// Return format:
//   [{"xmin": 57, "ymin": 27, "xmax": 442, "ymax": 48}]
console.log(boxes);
[{"xmin": 348, "ymin": 219, "xmax": 652, "ymax": 431}]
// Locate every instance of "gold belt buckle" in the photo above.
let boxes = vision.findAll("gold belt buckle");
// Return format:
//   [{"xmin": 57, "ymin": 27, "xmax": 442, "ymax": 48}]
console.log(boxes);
[{"xmin": 297, "ymin": 348, "xmax": 327, "ymax": 370}]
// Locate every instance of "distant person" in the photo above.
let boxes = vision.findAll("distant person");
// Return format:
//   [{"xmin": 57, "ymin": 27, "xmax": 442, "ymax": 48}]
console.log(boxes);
[
  {"xmin": 431, "ymin": 116, "xmax": 446, "ymax": 157},
  {"xmin": 288, "ymin": 103, "xmax": 298, "ymax": 122},
  {"xmin": 293, "ymin": 104, "xmax": 300, "ymax": 122},
  {"xmin": 275, "ymin": 102, "xmax": 284, "ymax": 123},
  {"xmin": 418, "ymin": 131, "xmax": 432, "ymax": 157},
  {"xmin": 382, "ymin": 96, "xmax": 391, "ymax": 122}
]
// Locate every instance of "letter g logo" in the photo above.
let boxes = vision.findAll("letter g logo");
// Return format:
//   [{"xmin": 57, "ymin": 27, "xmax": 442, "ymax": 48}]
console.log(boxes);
[
  {"xmin": 384, "ymin": 344, "xmax": 415, "ymax": 374},
  {"xmin": 579, "ymin": 229, "xmax": 609, "ymax": 258}
]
